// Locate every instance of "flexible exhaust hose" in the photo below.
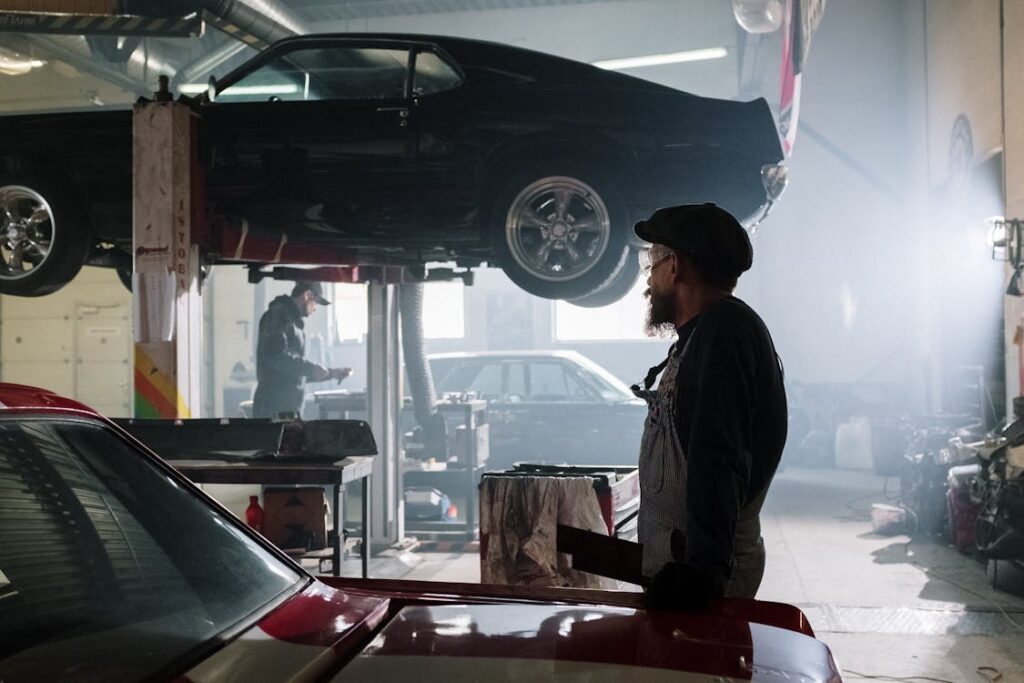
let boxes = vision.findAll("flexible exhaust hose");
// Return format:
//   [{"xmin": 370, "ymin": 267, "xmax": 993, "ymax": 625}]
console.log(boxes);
[{"xmin": 399, "ymin": 283, "xmax": 447, "ymax": 459}]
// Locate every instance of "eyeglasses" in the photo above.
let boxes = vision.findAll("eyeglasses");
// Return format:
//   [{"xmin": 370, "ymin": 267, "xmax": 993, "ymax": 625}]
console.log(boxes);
[{"xmin": 639, "ymin": 246, "xmax": 673, "ymax": 274}]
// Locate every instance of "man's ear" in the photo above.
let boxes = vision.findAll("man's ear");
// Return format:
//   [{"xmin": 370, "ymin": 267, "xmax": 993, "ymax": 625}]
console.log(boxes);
[{"xmin": 670, "ymin": 253, "xmax": 686, "ymax": 284}]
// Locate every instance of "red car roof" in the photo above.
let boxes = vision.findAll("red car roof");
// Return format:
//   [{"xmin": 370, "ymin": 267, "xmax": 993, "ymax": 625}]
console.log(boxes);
[{"xmin": 0, "ymin": 383, "xmax": 99, "ymax": 414}]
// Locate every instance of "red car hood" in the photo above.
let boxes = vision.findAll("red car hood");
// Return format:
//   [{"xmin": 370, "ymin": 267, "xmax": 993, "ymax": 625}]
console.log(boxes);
[
  {"xmin": 178, "ymin": 580, "xmax": 840, "ymax": 683},
  {"xmin": 331, "ymin": 602, "xmax": 839, "ymax": 682}
]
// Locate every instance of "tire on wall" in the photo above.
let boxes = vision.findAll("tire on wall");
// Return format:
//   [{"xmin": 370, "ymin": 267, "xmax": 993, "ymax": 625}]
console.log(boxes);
[
  {"xmin": 0, "ymin": 178, "xmax": 92, "ymax": 297},
  {"xmin": 492, "ymin": 168, "xmax": 630, "ymax": 301}
]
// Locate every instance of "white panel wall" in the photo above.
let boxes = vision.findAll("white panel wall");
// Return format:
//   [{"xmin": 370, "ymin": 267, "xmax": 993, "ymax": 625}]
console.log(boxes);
[{"xmin": 0, "ymin": 266, "xmax": 131, "ymax": 415}]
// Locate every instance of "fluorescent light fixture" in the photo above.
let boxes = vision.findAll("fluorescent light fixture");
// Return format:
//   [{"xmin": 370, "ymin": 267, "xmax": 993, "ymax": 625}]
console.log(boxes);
[
  {"xmin": 593, "ymin": 47, "xmax": 728, "ymax": 71},
  {"xmin": 179, "ymin": 83, "xmax": 300, "ymax": 96}
]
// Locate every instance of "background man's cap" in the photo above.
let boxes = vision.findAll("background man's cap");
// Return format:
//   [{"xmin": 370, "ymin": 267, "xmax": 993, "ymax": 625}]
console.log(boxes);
[
  {"xmin": 292, "ymin": 281, "xmax": 330, "ymax": 305},
  {"xmin": 633, "ymin": 203, "xmax": 753, "ymax": 278}
]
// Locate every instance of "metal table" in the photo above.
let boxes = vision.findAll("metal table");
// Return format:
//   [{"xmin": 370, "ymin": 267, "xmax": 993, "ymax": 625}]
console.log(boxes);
[{"xmin": 172, "ymin": 455, "xmax": 373, "ymax": 578}]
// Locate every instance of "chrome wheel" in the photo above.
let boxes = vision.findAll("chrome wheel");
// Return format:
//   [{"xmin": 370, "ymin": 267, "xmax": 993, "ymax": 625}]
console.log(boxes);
[
  {"xmin": 0, "ymin": 185, "xmax": 53, "ymax": 280},
  {"xmin": 505, "ymin": 176, "xmax": 611, "ymax": 282}
]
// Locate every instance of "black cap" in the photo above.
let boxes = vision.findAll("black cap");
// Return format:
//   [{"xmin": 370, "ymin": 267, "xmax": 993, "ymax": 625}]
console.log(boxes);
[
  {"xmin": 634, "ymin": 203, "xmax": 753, "ymax": 280},
  {"xmin": 291, "ymin": 281, "xmax": 330, "ymax": 305}
]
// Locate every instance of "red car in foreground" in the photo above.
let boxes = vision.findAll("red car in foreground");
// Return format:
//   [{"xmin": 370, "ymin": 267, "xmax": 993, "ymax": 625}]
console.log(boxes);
[{"xmin": 0, "ymin": 383, "xmax": 841, "ymax": 682}]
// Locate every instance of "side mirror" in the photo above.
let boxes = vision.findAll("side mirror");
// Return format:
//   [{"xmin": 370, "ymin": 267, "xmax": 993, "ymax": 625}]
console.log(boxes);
[{"xmin": 207, "ymin": 75, "xmax": 217, "ymax": 103}]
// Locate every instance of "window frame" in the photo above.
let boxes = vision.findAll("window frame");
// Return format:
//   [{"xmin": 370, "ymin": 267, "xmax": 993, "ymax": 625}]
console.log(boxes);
[{"xmin": 213, "ymin": 37, "xmax": 424, "ymax": 103}]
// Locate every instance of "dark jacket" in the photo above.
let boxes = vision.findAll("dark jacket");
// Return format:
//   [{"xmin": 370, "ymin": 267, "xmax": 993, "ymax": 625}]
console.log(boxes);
[
  {"xmin": 253, "ymin": 295, "xmax": 319, "ymax": 418},
  {"xmin": 673, "ymin": 296, "xmax": 787, "ymax": 587}
]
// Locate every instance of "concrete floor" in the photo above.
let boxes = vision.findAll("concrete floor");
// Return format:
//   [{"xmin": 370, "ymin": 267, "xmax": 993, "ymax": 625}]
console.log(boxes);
[{"xmin": 335, "ymin": 467, "xmax": 1024, "ymax": 681}]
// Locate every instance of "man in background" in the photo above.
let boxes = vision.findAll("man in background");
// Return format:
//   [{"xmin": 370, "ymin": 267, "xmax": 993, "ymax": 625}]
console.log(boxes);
[{"xmin": 253, "ymin": 281, "xmax": 351, "ymax": 419}]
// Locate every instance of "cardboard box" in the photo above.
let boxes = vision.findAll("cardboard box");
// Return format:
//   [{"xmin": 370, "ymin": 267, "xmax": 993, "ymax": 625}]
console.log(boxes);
[{"xmin": 262, "ymin": 487, "xmax": 328, "ymax": 551}]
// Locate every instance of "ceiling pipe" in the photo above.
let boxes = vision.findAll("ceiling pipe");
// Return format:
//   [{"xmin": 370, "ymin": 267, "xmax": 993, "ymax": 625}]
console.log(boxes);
[{"xmin": 200, "ymin": 0, "xmax": 307, "ymax": 46}]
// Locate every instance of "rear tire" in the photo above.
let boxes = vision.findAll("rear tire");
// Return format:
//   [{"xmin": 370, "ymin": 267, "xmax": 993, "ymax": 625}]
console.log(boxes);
[
  {"xmin": 492, "ymin": 168, "xmax": 629, "ymax": 300},
  {"xmin": 0, "ymin": 177, "xmax": 91, "ymax": 297},
  {"xmin": 566, "ymin": 248, "xmax": 640, "ymax": 307}
]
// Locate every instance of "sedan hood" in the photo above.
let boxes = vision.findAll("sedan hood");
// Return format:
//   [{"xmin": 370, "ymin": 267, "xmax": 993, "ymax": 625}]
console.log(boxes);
[{"xmin": 331, "ymin": 602, "xmax": 841, "ymax": 682}]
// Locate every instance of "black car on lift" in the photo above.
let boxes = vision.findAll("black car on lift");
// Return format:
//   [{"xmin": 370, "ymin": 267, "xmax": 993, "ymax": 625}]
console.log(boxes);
[{"xmin": 0, "ymin": 33, "xmax": 786, "ymax": 301}]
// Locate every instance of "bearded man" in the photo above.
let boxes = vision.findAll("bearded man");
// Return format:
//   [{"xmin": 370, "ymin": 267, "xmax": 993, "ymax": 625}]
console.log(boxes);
[{"xmin": 632, "ymin": 203, "xmax": 787, "ymax": 610}]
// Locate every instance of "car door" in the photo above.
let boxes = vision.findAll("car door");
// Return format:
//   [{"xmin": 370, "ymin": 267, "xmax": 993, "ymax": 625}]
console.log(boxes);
[
  {"xmin": 204, "ymin": 39, "xmax": 417, "ymax": 243},
  {"xmin": 408, "ymin": 46, "xmax": 480, "ymax": 241}
]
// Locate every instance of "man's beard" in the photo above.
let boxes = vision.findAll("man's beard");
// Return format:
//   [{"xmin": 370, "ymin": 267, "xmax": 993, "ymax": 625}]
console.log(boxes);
[{"xmin": 644, "ymin": 289, "xmax": 676, "ymax": 337}]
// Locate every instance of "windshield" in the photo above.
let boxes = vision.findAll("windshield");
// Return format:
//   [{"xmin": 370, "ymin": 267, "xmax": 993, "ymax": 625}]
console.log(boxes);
[
  {"xmin": 0, "ymin": 417, "xmax": 303, "ymax": 683},
  {"xmin": 566, "ymin": 355, "xmax": 635, "ymax": 402}
]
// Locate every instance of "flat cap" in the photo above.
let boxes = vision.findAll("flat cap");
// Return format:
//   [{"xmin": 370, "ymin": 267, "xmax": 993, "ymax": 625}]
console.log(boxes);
[{"xmin": 634, "ymin": 203, "xmax": 753, "ymax": 279}]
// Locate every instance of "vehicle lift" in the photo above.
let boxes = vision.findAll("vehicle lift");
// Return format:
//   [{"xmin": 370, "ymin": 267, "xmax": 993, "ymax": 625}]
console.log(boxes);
[{"xmin": 128, "ymin": 80, "xmax": 472, "ymax": 558}]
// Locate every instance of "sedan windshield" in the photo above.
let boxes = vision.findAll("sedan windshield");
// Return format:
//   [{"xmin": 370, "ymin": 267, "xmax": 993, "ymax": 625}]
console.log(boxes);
[{"xmin": 0, "ymin": 417, "xmax": 303, "ymax": 683}]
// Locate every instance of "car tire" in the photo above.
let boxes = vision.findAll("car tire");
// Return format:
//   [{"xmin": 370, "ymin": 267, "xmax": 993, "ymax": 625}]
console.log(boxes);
[
  {"xmin": 116, "ymin": 264, "xmax": 133, "ymax": 292},
  {"xmin": 0, "ymin": 178, "xmax": 91, "ymax": 297},
  {"xmin": 492, "ymin": 168, "xmax": 630, "ymax": 300},
  {"xmin": 566, "ymin": 248, "xmax": 640, "ymax": 307}
]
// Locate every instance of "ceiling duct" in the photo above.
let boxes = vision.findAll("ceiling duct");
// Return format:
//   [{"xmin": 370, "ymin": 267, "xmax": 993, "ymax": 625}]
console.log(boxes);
[{"xmin": 200, "ymin": 0, "xmax": 307, "ymax": 47}]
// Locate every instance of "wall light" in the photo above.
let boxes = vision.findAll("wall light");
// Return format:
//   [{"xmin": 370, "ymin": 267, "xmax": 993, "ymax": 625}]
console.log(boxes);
[
  {"xmin": 989, "ymin": 217, "xmax": 1024, "ymax": 296},
  {"xmin": 592, "ymin": 47, "xmax": 728, "ymax": 71}
]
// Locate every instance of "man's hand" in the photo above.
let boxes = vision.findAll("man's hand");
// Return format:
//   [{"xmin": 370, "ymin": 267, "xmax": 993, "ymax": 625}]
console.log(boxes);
[
  {"xmin": 644, "ymin": 562, "xmax": 722, "ymax": 611},
  {"xmin": 328, "ymin": 367, "xmax": 353, "ymax": 384},
  {"xmin": 310, "ymin": 364, "xmax": 330, "ymax": 382}
]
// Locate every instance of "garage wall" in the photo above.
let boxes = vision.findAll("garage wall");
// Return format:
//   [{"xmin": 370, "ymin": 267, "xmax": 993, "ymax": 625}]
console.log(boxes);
[
  {"xmin": 920, "ymin": 0, "xmax": 1007, "ymax": 420},
  {"xmin": 1003, "ymin": 0, "xmax": 1024, "ymax": 413},
  {"xmin": 0, "ymin": 267, "xmax": 131, "ymax": 416}
]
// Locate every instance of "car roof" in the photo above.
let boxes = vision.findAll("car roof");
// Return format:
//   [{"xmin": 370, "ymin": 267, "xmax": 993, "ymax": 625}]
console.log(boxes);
[
  {"xmin": 0, "ymin": 383, "xmax": 98, "ymax": 413},
  {"xmin": 247, "ymin": 33, "xmax": 683, "ymax": 95}
]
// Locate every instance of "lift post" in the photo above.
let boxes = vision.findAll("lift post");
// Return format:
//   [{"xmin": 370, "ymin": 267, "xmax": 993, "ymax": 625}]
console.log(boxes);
[{"xmin": 131, "ymin": 90, "xmax": 203, "ymax": 418}]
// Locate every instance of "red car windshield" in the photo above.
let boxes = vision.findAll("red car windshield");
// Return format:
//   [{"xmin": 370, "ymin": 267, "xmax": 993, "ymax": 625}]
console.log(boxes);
[{"xmin": 0, "ymin": 417, "xmax": 304, "ymax": 683}]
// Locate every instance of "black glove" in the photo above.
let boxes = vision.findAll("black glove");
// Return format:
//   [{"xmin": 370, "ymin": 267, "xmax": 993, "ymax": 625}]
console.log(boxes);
[{"xmin": 645, "ymin": 562, "xmax": 723, "ymax": 611}]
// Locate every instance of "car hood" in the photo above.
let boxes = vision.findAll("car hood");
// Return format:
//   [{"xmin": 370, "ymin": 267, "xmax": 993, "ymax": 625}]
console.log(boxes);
[
  {"xmin": 177, "ymin": 581, "xmax": 840, "ymax": 683},
  {"xmin": 330, "ymin": 602, "xmax": 841, "ymax": 682}
]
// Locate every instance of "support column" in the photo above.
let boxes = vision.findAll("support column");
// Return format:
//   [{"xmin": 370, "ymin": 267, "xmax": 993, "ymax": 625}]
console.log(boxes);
[
  {"xmin": 366, "ymin": 280, "xmax": 404, "ymax": 547},
  {"xmin": 132, "ymin": 96, "xmax": 202, "ymax": 418}
]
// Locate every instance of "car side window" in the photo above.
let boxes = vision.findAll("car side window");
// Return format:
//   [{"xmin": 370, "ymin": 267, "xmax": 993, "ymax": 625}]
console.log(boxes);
[
  {"xmin": 467, "ymin": 362, "xmax": 503, "ymax": 399},
  {"xmin": 528, "ymin": 362, "xmax": 586, "ymax": 401},
  {"xmin": 505, "ymin": 362, "xmax": 527, "ymax": 401},
  {"xmin": 219, "ymin": 46, "xmax": 410, "ymax": 103},
  {"xmin": 413, "ymin": 50, "xmax": 462, "ymax": 96}
]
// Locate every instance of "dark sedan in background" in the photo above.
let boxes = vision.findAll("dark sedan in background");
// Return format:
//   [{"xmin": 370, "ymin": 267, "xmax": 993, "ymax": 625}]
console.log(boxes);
[
  {"xmin": 0, "ymin": 33, "xmax": 785, "ymax": 300},
  {"xmin": 430, "ymin": 350, "xmax": 646, "ymax": 468}
]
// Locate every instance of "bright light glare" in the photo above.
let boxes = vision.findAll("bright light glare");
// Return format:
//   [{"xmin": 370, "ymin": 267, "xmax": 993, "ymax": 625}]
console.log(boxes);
[
  {"xmin": 592, "ymin": 47, "xmax": 728, "ymax": 71},
  {"xmin": 987, "ymin": 216, "xmax": 1008, "ymax": 248},
  {"xmin": 332, "ymin": 281, "xmax": 464, "ymax": 341},
  {"xmin": 555, "ymin": 277, "xmax": 653, "ymax": 341},
  {"xmin": 180, "ymin": 83, "xmax": 301, "ymax": 96}
]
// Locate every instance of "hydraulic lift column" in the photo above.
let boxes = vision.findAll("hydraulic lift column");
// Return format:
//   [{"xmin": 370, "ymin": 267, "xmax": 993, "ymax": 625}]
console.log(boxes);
[
  {"xmin": 367, "ymin": 278, "xmax": 403, "ymax": 548},
  {"xmin": 131, "ymin": 88, "xmax": 203, "ymax": 418}
]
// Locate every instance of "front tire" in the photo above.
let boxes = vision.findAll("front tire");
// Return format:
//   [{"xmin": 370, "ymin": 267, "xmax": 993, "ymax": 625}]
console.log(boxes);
[
  {"xmin": 0, "ymin": 178, "xmax": 91, "ymax": 297},
  {"xmin": 492, "ymin": 169, "xmax": 629, "ymax": 300}
]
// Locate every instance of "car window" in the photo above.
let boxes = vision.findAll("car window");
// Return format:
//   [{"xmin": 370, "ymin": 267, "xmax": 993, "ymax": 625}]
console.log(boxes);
[
  {"xmin": 0, "ymin": 418, "xmax": 302, "ymax": 683},
  {"xmin": 506, "ymin": 362, "xmax": 527, "ymax": 400},
  {"xmin": 413, "ymin": 50, "xmax": 462, "ymax": 96},
  {"xmin": 573, "ymin": 364, "xmax": 631, "ymax": 402},
  {"xmin": 219, "ymin": 46, "xmax": 410, "ymax": 103},
  {"xmin": 528, "ymin": 362, "xmax": 588, "ymax": 401},
  {"xmin": 467, "ymin": 363, "xmax": 503, "ymax": 399}
]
